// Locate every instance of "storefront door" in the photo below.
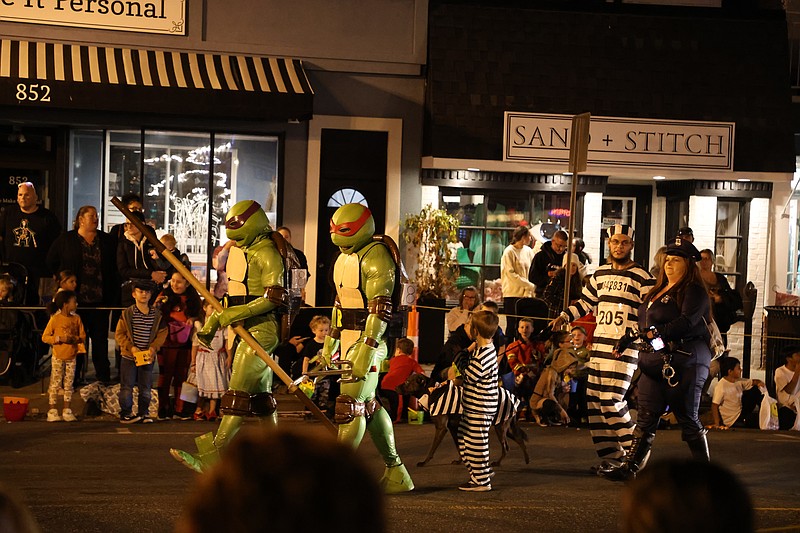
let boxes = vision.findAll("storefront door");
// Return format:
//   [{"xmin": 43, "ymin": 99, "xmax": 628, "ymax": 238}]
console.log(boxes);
[
  {"xmin": 600, "ymin": 185, "xmax": 652, "ymax": 270},
  {"xmin": 315, "ymin": 128, "xmax": 388, "ymax": 307}
]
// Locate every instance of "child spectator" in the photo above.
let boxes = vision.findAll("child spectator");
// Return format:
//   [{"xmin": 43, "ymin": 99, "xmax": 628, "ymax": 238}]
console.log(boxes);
[
  {"xmin": 54, "ymin": 270, "xmax": 77, "ymax": 293},
  {"xmin": 543, "ymin": 329, "xmax": 572, "ymax": 367},
  {"xmin": 529, "ymin": 348, "xmax": 577, "ymax": 427},
  {"xmin": 481, "ymin": 301, "xmax": 511, "ymax": 390},
  {"xmin": 156, "ymin": 272, "xmax": 202, "ymax": 420},
  {"xmin": 775, "ymin": 345, "xmax": 800, "ymax": 430},
  {"xmin": 457, "ymin": 310, "xmax": 499, "ymax": 492},
  {"xmin": 299, "ymin": 316, "xmax": 334, "ymax": 415},
  {"xmin": 191, "ymin": 299, "xmax": 230, "ymax": 421},
  {"xmin": 115, "ymin": 280, "xmax": 167, "ymax": 424},
  {"xmin": 150, "ymin": 233, "xmax": 192, "ymax": 281},
  {"xmin": 710, "ymin": 357, "xmax": 764, "ymax": 430},
  {"xmin": 0, "ymin": 277, "xmax": 12, "ymax": 303},
  {"xmin": 53, "ymin": 270, "xmax": 85, "ymax": 385},
  {"xmin": 41, "ymin": 290, "xmax": 85, "ymax": 422},
  {"xmin": 505, "ymin": 317, "xmax": 541, "ymax": 416},
  {"xmin": 0, "ymin": 277, "xmax": 17, "ymax": 331},
  {"xmin": 380, "ymin": 337, "xmax": 424, "ymax": 423},
  {"xmin": 568, "ymin": 325, "xmax": 591, "ymax": 426}
]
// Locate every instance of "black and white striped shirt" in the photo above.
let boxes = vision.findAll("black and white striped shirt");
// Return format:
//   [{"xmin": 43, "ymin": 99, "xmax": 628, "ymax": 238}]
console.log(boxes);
[
  {"xmin": 462, "ymin": 344, "xmax": 499, "ymax": 415},
  {"xmin": 563, "ymin": 263, "xmax": 655, "ymax": 365},
  {"xmin": 132, "ymin": 306, "xmax": 156, "ymax": 351}
]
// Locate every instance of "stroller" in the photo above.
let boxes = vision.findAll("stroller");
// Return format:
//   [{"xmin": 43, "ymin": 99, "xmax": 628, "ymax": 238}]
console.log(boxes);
[{"xmin": 0, "ymin": 262, "xmax": 45, "ymax": 388}]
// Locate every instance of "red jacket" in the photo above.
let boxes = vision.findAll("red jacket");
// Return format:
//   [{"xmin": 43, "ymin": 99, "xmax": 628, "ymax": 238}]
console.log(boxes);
[
  {"xmin": 506, "ymin": 339, "xmax": 538, "ymax": 375},
  {"xmin": 381, "ymin": 355, "xmax": 424, "ymax": 391}
]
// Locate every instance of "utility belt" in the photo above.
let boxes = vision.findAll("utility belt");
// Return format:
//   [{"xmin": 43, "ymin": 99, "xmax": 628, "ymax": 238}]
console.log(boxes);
[{"xmin": 339, "ymin": 308, "xmax": 368, "ymax": 330}]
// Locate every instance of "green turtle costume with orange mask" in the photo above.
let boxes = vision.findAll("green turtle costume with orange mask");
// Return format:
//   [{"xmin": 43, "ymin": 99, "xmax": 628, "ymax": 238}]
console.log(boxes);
[
  {"xmin": 171, "ymin": 200, "xmax": 286, "ymax": 473},
  {"xmin": 321, "ymin": 202, "xmax": 414, "ymax": 493}
]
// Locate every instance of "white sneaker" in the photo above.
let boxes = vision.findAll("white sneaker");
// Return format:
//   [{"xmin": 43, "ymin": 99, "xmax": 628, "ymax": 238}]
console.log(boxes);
[
  {"xmin": 62, "ymin": 409, "xmax": 77, "ymax": 422},
  {"xmin": 47, "ymin": 409, "xmax": 61, "ymax": 422}
]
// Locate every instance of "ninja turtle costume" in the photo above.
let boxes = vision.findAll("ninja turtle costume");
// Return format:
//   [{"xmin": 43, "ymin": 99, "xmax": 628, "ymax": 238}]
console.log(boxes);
[
  {"xmin": 321, "ymin": 203, "xmax": 414, "ymax": 494},
  {"xmin": 171, "ymin": 200, "xmax": 285, "ymax": 473}
]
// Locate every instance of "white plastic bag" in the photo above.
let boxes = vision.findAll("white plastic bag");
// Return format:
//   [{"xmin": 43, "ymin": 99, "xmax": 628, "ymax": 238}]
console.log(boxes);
[
  {"xmin": 792, "ymin": 397, "xmax": 800, "ymax": 432},
  {"xmin": 758, "ymin": 386, "xmax": 779, "ymax": 431}
]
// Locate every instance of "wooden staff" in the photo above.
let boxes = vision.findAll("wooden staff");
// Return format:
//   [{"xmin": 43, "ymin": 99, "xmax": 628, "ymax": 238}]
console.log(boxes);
[{"xmin": 111, "ymin": 197, "xmax": 337, "ymax": 434}]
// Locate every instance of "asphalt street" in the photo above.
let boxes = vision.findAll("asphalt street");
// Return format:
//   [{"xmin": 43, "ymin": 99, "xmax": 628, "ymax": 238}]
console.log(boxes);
[{"xmin": 1, "ymin": 388, "xmax": 799, "ymax": 533}]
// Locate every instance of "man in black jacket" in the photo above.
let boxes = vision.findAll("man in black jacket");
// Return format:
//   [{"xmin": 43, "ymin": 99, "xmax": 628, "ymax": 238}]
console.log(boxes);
[{"xmin": 530, "ymin": 230, "xmax": 568, "ymax": 298}]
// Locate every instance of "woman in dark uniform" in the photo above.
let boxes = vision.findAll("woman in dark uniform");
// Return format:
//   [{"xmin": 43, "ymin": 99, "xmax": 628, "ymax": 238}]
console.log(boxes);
[{"xmin": 601, "ymin": 238, "xmax": 712, "ymax": 481}]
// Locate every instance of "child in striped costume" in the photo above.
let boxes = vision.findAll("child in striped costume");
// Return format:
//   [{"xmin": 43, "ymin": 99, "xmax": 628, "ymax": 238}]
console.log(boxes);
[
  {"xmin": 550, "ymin": 224, "xmax": 654, "ymax": 473},
  {"xmin": 457, "ymin": 310, "xmax": 499, "ymax": 492}
]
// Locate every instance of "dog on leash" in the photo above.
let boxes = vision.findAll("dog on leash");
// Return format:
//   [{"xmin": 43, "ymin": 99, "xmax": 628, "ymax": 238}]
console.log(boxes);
[{"xmin": 396, "ymin": 374, "xmax": 530, "ymax": 467}]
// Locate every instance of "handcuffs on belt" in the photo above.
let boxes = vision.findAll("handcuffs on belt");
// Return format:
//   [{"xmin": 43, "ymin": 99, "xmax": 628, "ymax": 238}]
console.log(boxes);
[
  {"xmin": 615, "ymin": 327, "xmax": 680, "ymax": 388},
  {"xmin": 661, "ymin": 355, "xmax": 679, "ymax": 388}
]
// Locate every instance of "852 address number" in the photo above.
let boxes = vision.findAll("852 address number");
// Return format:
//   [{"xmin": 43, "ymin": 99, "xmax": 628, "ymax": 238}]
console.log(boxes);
[{"xmin": 16, "ymin": 83, "xmax": 51, "ymax": 103}]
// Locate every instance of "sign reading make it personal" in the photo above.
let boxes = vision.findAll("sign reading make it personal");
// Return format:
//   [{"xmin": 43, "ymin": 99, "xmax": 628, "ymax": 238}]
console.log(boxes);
[
  {"xmin": 0, "ymin": 0, "xmax": 186, "ymax": 34},
  {"xmin": 503, "ymin": 112, "xmax": 735, "ymax": 171}
]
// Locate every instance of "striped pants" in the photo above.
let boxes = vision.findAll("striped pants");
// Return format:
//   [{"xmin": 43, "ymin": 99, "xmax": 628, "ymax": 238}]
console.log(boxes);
[
  {"xmin": 586, "ymin": 358, "xmax": 636, "ymax": 461},
  {"xmin": 458, "ymin": 410, "xmax": 495, "ymax": 486}
]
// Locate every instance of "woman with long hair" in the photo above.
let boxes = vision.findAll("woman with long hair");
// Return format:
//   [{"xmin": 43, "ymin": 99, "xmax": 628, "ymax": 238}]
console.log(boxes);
[
  {"xmin": 500, "ymin": 225, "xmax": 536, "ymax": 337},
  {"xmin": 601, "ymin": 238, "xmax": 712, "ymax": 481}
]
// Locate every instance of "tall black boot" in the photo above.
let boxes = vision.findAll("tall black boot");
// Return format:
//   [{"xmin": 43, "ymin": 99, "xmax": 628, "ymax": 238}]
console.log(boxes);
[
  {"xmin": 600, "ymin": 432, "xmax": 656, "ymax": 482},
  {"xmin": 686, "ymin": 432, "xmax": 710, "ymax": 462}
]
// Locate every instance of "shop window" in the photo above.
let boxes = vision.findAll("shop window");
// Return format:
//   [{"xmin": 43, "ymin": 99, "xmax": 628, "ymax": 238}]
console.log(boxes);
[
  {"xmin": 440, "ymin": 189, "xmax": 572, "ymax": 302},
  {"xmin": 69, "ymin": 129, "xmax": 279, "ymax": 292},
  {"xmin": 715, "ymin": 199, "xmax": 749, "ymax": 293}
]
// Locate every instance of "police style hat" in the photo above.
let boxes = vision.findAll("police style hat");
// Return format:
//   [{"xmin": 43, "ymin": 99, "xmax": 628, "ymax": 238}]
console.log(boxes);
[
  {"xmin": 666, "ymin": 237, "xmax": 701, "ymax": 261},
  {"xmin": 606, "ymin": 224, "xmax": 635, "ymax": 239},
  {"xmin": 132, "ymin": 279, "xmax": 155, "ymax": 292}
]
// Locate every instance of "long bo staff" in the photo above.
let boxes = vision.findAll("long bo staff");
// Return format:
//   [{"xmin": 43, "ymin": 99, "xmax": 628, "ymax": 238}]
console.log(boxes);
[{"xmin": 111, "ymin": 197, "xmax": 337, "ymax": 434}]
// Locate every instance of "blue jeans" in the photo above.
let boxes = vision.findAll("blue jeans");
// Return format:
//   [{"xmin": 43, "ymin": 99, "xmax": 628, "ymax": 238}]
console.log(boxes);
[{"xmin": 119, "ymin": 357, "xmax": 154, "ymax": 417}]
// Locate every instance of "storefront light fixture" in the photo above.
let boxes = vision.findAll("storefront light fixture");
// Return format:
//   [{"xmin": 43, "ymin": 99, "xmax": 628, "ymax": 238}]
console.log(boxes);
[
  {"xmin": 467, "ymin": 167, "xmax": 480, "ymax": 172},
  {"xmin": 737, "ymin": 178, "xmax": 751, "ymax": 182},
  {"xmin": 653, "ymin": 175, "xmax": 667, "ymax": 180}
]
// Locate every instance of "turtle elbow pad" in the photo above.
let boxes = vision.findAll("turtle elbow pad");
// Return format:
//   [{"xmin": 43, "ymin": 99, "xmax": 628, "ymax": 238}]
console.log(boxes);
[
  {"xmin": 264, "ymin": 286, "xmax": 288, "ymax": 307},
  {"xmin": 367, "ymin": 296, "xmax": 393, "ymax": 323}
]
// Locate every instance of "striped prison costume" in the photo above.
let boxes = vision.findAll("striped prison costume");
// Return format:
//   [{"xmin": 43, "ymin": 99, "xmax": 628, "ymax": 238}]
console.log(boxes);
[
  {"xmin": 562, "ymin": 262, "xmax": 654, "ymax": 462},
  {"xmin": 425, "ymin": 380, "xmax": 521, "ymax": 425},
  {"xmin": 458, "ymin": 343, "xmax": 499, "ymax": 487}
]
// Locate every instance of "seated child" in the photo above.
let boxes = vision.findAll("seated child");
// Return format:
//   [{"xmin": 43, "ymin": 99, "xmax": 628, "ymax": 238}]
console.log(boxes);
[
  {"xmin": 710, "ymin": 356, "xmax": 763, "ymax": 430},
  {"xmin": 529, "ymin": 348, "xmax": 577, "ymax": 426},
  {"xmin": 505, "ymin": 318, "xmax": 541, "ymax": 413},
  {"xmin": 774, "ymin": 345, "xmax": 800, "ymax": 430},
  {"xmin": 568, "ymin": 325, "xmax": 591, "ymax": 425},
  {"xmin": 380, "ymin": 338, "xmax": 424, "ymax": 423}
]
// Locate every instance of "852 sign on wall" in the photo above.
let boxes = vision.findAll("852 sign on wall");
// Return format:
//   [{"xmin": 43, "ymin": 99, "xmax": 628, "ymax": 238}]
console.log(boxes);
[{"xmin": 0, "ymin": 169, "xmax": 45, "ymax": 205}]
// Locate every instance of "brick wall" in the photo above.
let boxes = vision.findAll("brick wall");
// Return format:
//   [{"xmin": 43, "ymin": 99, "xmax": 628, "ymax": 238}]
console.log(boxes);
[
  {"xmin": 583, "ymin": 192, "xmax": 603, "ymax": 276},
  {"xmin": 688, "ymin": 196, "xmax": 718, "ymax": 252},
  {"xmin": 742, "ymin": 197, "xmax": 770, "ymax": 370}
]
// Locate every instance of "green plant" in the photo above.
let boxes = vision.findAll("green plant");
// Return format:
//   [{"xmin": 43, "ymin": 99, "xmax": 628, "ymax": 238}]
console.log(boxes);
[{"xmin": 402, "ymin": 204, "xmax": 460, "ymax": 299}]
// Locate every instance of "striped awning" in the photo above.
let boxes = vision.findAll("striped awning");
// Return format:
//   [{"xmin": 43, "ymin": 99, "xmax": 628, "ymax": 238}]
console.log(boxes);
[{"xmin": 0, "ymin": 39, "xmax": 314, "ymax": 122}]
